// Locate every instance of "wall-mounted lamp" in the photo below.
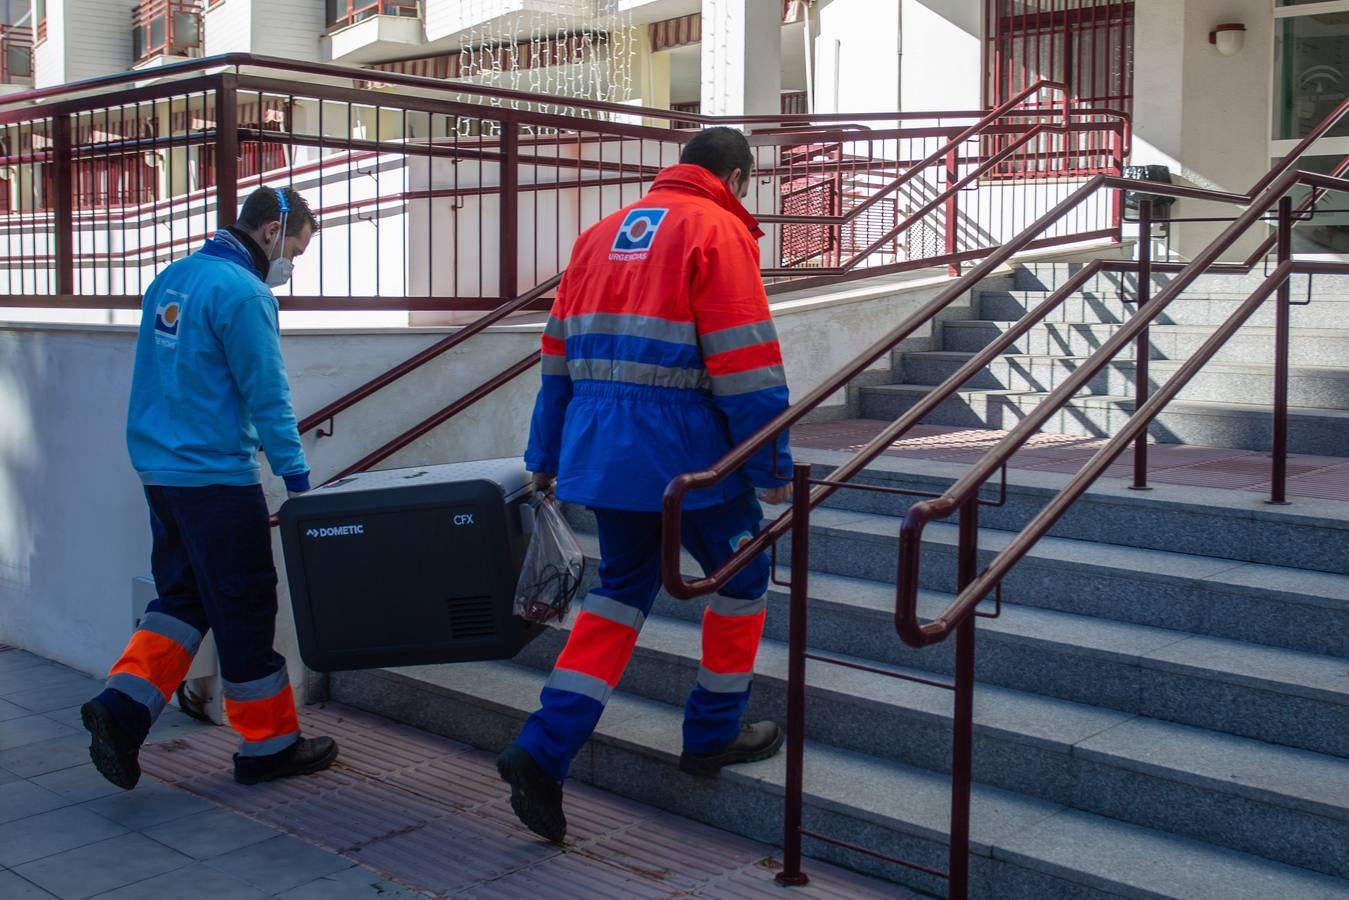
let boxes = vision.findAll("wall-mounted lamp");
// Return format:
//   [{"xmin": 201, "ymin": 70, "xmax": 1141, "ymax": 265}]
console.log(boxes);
[{"xmin": 1209, "ymin": 23, "xmax": 1246, "ymax": 57}]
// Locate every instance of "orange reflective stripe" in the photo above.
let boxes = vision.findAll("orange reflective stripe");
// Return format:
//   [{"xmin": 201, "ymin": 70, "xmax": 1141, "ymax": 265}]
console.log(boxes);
[
  {"xmin": 224, "ymin": 684, "xmax": 299, "ymax": 744},
  {"xmin": 700, "ymin": 608, "xmax": 767, "ymax": 675},
  {"xmin": 553, "ymin": 610, "xmax": 640, "ymax": 687},
  {"xmin": 109, "ymin": 630, "xmax": 194, "ymax": 700}
]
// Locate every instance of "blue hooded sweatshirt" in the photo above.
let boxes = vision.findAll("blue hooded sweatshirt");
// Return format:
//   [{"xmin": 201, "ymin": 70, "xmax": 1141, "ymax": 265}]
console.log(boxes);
[{"xmin": 126, "ymin": 229, "xmax": 310, "ymax": 492}]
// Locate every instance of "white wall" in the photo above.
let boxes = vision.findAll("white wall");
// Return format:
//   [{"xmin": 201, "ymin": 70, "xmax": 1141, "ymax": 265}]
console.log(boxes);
[
  {"xmin": 0, "ymin": 269, "xmax": 969, "ymax": 679},
  {"xmin": 203, "ymin": 0, "xmax": 251, "ymax": 57},
  {"xmin": 900, "ymin": 0, "xmax": 981, "ymax": 113},
  {"xmin": 35, "ymin": 0, "xmax": 137, "ymax": 88},
  {"xmin": 254, "ymin": 0, "xmax": 324, "ymax": 62}
]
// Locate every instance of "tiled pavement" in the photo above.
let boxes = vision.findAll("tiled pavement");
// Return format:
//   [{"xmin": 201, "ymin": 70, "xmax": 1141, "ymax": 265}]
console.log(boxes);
[
  {"xmin": 792, "ymin": 420, "xmax": 1349, "ymax": 501},
  {"xmin": 0, "ymin": 644, "xmax": 915, "ymax": 899}
]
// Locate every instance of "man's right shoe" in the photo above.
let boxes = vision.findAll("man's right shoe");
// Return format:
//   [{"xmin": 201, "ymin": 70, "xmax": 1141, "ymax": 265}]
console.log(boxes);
[
  {"xmin": 496, "ymin": 744, "xmax": 566, "ymax": 844},
  {"xmin": 679, "ymin": 720, "xmax": 784, "ymax": 778},
  {"xmin": 233, "ymin": 736, "xmax": 339, "ymax": 785},
  {"xmin": 81, "ymin": 698, "xmax": 141, "ymax": 790}
]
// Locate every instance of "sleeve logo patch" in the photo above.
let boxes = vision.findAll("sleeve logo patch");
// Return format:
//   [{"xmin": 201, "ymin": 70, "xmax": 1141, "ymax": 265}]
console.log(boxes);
[
  {"xmin": 154, "ymin": 293, "xmax": 185, "ymax": 346},
  {"xmin": 611, "ymin": 208, "xmax": 668, "ymax": 257}
]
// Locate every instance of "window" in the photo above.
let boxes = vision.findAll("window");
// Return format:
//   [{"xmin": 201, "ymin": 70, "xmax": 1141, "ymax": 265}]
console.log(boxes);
[{"xmin": 1274, "ymin": 10, "xmax": 1349, "ymax": 141}]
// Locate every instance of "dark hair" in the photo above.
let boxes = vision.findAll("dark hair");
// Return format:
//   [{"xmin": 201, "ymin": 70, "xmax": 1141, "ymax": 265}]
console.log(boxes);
[
  {"xmin": 237, "ymin": 186, "xmax": 319, "ymax": 237},
  {"xmin": 680, "ymin": 126, "xmax": 754, "ymax": 180}
]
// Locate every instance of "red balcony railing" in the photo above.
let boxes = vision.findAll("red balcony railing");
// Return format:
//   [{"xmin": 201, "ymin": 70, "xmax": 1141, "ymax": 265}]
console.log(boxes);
[
  {"xmin": 133, "ymin": 0, "xmax": 204, "ymax": 63},
  {"xmin": 0, "ymin": 25, "xmax": 33, "ymax": 84},
  {"xmin": 328, "ymin": 0, "xmax": 420, "ymax": 32}
]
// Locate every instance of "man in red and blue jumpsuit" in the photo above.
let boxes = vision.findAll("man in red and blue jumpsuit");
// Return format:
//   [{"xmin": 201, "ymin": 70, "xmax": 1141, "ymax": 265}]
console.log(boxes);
[{"xmin": 496, "ymin": 127, "xmax": 793, "ymax": 844}]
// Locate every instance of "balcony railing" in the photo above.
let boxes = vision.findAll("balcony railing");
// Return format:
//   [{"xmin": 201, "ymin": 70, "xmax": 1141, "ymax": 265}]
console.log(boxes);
[
  {"xmin": 133, "ymin": 0, "xmax": 204, "ymax": 63},
  {"xmin": 328, "ymin": 0, "xmax": 420, "ymax": 32},
  {"xmin": 0, "ymin": 25, "xmax": 33, "ymax": 84}
]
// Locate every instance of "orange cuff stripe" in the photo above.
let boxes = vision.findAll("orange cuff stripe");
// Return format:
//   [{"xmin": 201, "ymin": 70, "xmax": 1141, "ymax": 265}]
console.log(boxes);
[
  {"xmin": 109, "ymin": 631, "xmax": 194, "ymax": 700},
  {"xmin": 704, "ymin": 342, "xmax": 783, "ymax": 376},
  {"xmin": 541, "ymin": 335, "xmax": 566, "ymax": 355},
  {"xmin": 224, "ymin": 686, "xmax": 299, "ymax": 744},
  {"xmin": 553, "ymin": 611, "xmax": 640, "ymax": 687},
  {"xmin": 700, "ymin": 608, "xmax": 767, "ymax": 674}
]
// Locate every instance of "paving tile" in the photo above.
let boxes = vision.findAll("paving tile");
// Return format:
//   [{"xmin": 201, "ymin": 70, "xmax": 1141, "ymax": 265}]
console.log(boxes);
[
  {"xmin": 0, "ymin": 869, "xmax": 58, "ymax": 898},
  {"xmin": 0, "ymin": 651, "xmax": 54, "ymax": 679},
  {"xmin": 84, "ymin": 862, "xmax": 268, "ymax": 900},
  {"xmin": 0, "ymin": 715, "xmax": 78, "ymax": 752},
  {"xmin": 29, "ymin": 764, "xmax": 126, "ymax": 805},
  {"xmin": 0, "ymin": 780, "xmax": 73, "ymax": 824},
  {"xmin": 0, "ymin": 806, "xmax": 128, "ymax": 868},
  {"xmin": 141, "ymin": 807, "xmax": 281, "ymax": 860},
  {"xmin": 203, "ymin": 834, "xmax": 354, "ymax": 894},
  {"xmin": 0, "ymin": 733, "xmax": 96, "ymax": 778},
  {"xmin": 278, "ymin": 865, "xmax": 430, "ymax": 900},
  {"xmin": 0, "ymin": 665, "xmax": 100, "ymax": 699},
  {"xmin": 13, "ymin": 832, "xmax": 192, "ymax": 900},
  {"xmin": 82, "ymin": 781, "xmax": 215, "ymax": 831},
  {"xmin": 457, "ymin": 849, "xmax": 676, "ymax": 899},
  {"xmin": 0, "ymin": 696, "xmax": 32, "ymax": 722},
  {"xmin": 8, "ymin": 680, "xmax": 101, "ymax": 716}
]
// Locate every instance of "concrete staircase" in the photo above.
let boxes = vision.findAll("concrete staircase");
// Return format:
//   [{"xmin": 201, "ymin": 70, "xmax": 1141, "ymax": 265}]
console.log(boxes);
[
  {"xmin": 859, "ymin": 263, "xmax": 1349, "ymax": 454},
  {"xmin": 329, "ymin": 262, "xmax": 1349, "ymax": 898}
]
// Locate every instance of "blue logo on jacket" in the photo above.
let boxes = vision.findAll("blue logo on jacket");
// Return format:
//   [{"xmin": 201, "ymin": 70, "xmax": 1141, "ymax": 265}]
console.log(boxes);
[{"xmin": 612, "ymin": 208, "xmax": 668, "ymax": 253}]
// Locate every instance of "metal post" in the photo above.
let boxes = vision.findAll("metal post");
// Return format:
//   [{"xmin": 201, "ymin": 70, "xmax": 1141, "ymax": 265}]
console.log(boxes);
[
  {"xmin": 945, "ymin": 147, "xmax": 960, "ymax": 277},
  {"xmin": 215, "ymin": 75, "xmax": 239, "ymax": 229},
  {"xmin": 52, "ymin": 114, "xmax": 74, "ymax": 295},
  {"xmin": 1269, "ymin": 196, "xmax": 1293, "ymax": 505},
  {"xmin": 776, "ymin": 462, "xmax": 812, "ymax": 888},
  {"xmin": 948, "ymin": 496, "xmax": 978, "ymax": 900},
  {"xmin": 499, "ymin": 118, "xmax": 519, "ymax": 301},
  {"xmin": 1110, "ymin": 128, "xmax": 1124, "ymax": 241},
  {"xmin": 1130, "ymin": 199, "xmax": 1153, "ymax": 490}
]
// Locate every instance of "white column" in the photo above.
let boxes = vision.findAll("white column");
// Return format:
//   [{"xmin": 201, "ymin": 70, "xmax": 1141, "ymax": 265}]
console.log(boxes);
[{"xmin": 700, "ymin": 0, "xmax": 781, "ymax": 118}]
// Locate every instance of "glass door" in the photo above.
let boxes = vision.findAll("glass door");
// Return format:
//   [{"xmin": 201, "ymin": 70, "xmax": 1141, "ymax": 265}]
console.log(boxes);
[{"xmin": 1273, "ymin": 1, "xmax": 1349, "ymax": 255}]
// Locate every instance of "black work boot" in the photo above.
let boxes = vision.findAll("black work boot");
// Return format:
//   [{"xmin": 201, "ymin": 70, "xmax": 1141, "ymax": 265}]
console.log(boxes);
[
  {"xmin": 496, "ymin": 744, "xmax": 566, "ymax": 844},
  {"xmin": 81, "ymin": 698, "xmax": 142, "ymax": 790},
  {"xmin": 679, "ymin": 720, "xmax": 784, "ymax": 778},
  {"xmin": 233, "ymin": 736, "xmax": 339, "ymax": 785}
]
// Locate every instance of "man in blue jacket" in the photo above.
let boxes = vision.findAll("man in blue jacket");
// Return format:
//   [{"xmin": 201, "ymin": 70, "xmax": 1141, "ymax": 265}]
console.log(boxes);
[{"xmin": 81, "ymin": 187, "xmax": 339, "ymax": 790}]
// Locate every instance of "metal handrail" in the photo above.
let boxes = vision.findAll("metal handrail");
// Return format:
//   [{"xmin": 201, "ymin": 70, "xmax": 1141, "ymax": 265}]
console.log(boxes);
[
  {"xmin": 894, "ymin": 168, "xmax": 1349, "ymax": 646},
  {"xmin": 296, "ymin": 273, "xmax": 560, "ymax": 436},
  {"xmin": 658, "ymin": 173, "xmax": 1242, "ymax": 602},
  {"xmin": 0, "ymin": 52, "xmax": 1128, "ymax": 136}
]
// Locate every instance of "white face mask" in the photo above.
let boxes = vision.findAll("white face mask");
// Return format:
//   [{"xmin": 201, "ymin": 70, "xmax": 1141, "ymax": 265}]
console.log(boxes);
[
  {"xmin": 265, "ymin": 198, "xmax": 292, "ymax": 288},
  {"xmin": 266, "ymin": 256, "xmax": 294, "ymax": 287}
]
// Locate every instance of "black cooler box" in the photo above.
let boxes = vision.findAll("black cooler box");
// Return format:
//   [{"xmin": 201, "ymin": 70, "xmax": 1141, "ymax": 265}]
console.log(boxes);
[{"xmin": 278, "ymin": 458, "xmax": 540, "ymax": 672}]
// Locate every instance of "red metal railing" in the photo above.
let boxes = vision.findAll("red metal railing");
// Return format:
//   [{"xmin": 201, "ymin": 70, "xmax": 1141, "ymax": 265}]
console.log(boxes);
[
  {"xmin": 328, "ymin": 0, "xmax": 419, "ymax": 31},
  {"xmin": 1, "ymin": 25, "xmax": 32, "ymax": 84},
  {"xmin": 0, "ymin": 57, "xmax": 1123, "ymax": 312},
  {"xmin": 657, "ymin": 95, "xmax": 1349, "ymax": 897},
  {"xmin": 133, "ymin": 0, "xmax": 204, "ymax": 63}
]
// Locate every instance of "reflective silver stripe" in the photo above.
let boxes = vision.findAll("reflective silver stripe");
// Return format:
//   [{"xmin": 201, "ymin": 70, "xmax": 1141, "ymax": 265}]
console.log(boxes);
[
  {"xmin": 568, "ymin": 358, "xmax": 711, "ymax": 391},
  {"xmin": 710, "ymin": 364, "xmax": 787, "ymax": 396},
  {"xmin": 541, "ymin": 354, "xmax": 570, "ymax": 376},
  {"xmin": 545, "ymin": 668, "xmax": 614, "ymax": 705},
  {"xmin": 107, "ymin": 672, "xmax": 168, "ymax": 718},
  {"xmin": 139, "ymin": 612, "xmax": 204, "ymax": 656},
  {"xmin": 564, "ymin": 312, "xmax": 697, "ymax": 346},
  {"xmin": 223, "ymin": 668, "xmax": 290, "ymax": 702},
  {"xmin": 236, "ymin": 731, "xmax": 299, "ymax": 758},
  {"xmin": 700, "ymin": 320, "xmax": 779, "ymax": 356},
  {"xmin": 710, "ymin": 593, "xmax": 766, "ymax": 618},
  {"xmin": 544, "ymin": 316, "xmax": 566, "ymax": 340},
  {"xmin": 696, "ymin": 667, "xmax": 753, "ymax": 694},
  {"xmin": 581, "ymin": 593, "xmax": 646, "ymax": 631}
]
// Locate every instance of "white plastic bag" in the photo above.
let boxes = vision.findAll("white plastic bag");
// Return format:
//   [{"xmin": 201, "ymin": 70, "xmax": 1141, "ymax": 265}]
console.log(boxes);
[{"xmin": 514, "ymin": 496, "xmax": 586, "ymax": 627}]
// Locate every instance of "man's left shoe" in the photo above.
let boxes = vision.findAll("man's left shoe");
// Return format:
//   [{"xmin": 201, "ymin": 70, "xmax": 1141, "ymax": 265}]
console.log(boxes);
[
  {"xmin": 81, "ymin": 698, "xmax": 142, "ymax": 790},
  {"xmin": 233, "ymin": 736, "xmax": 339, "ymax": 785},
  {"xmin": 679, "ymin": 720, "xmax": 784, "ymax": 778}
]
